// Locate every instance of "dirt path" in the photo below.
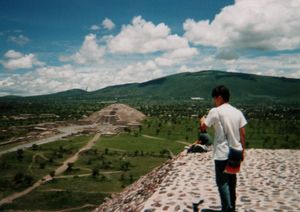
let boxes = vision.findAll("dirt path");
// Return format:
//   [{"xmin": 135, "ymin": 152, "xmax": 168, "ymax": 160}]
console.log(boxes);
[
  {"xmin": 142, "ymin": 135, "xmax": 191, "ymax": 147},
  {"xmin": 54, "ymin": 170, "xmax": 122, "ymax": 179},
  {"xmin": 0, "ymin": 133, "xmax": 100, "ymax": 207},
  {"xmin": 142, "ymin": 134, "xmax": 166, "ymax": 140},
  {"xmin": 54, "ymin": 133, "xmax": 100, "ymax": 176},
  {"xmin": 51, "ymin": 203, "xmax": 96, "ymax": 212},
  {"xmin": 176, "ymin": 140, "xmax": 191, "ymax": 145},
  {"xmin": 28, "ymin": 152, "xmax": 49, "ymax": 172}
]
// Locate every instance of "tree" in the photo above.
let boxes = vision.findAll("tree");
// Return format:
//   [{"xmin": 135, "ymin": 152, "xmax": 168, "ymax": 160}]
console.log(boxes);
[
  {"xmin": 92, "ymin": 167, "xmax": 99, "ymax": 177},
  {"xmin": 160, "ymin": 149, "xmax": 169, "ymax": 158},
  {"xmin": 134, "ymin": 150, "xmax": 139, "ymax": 157},
  {"xmin": 16, "ymin": 149, "xmax": 24, "ymax": 161},
  {"xmin": 49, "ymin": 171, "xmax": 56, "ymax": 178},
  {"xmin": 185, "ymin": 135, "xmax": 189, "ymax": 142},
  {"xmin": 129, "ymin": 174, "xmax": 134, "ymax": 183},
  {"xmin": 13, "ymin": 172, "xmax": 34, "ymax": 189},
  {"xmin": 39, "ymin": 162, "xmax": 46, "ymax": 169},
  {"xmin": 66, "ymin": 163, "xmax": 73, "ymax": 172},
  {"xmin": 119, "ymin": 173, "xmax": 125, "ymax": 181},
  {"xmin": 167, "ymin": 130, "xmax": 171, "ymax": 137},
  {"xmin": 156, "ymin": 129, "xmax": 160, "ymax": 135},
  {"xmin": 31, "ymin": 144, "xmax": 39, "ymax": 151},
  {"xmin": 120, "ymin": 161, "xmax": 131, "ymax": 172}
]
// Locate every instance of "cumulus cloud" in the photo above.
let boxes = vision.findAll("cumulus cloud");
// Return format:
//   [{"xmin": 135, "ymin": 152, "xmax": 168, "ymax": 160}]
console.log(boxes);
[
  {"xmin": 182, "ymin": 52, "xmax": 300, "ymax": 78},
  {"xmin": 184, "ymin": 0, "xmax": 300, "ymax": 50},
  {"xmin": 7, "ymin": 34, "xmax": 30, "ymax": 45},
  {"xmin": 61, "ymin": 34, "xmax": 105, "ymax": 64},
  {"xmin": 0, "ymin": 50, "xmax": 44, "ymax": 70},
  {"xmin": 0, "ymin": 60, "xmax": 164, "ymax": 96},
  {"xmin": 102, "ymin": 18, "xmax": 115, "ymax": 30},
  {"xmin": 90, "ymin": 25, "xmax": 100, "ymax": 31},
  {"xmin": 116, "ymin": 60, "xmax": 162, "ymax": 83},
  {"xmin": 155, "ymin": 47, "xmax": 198, "ymax": 67},
  {"xmin": 4, "ymin": 50, "xmax": 24, "ymax": 59},
  {"xmin": 108, "ymin": 16, "xmax": 190, "ymax": 54}
]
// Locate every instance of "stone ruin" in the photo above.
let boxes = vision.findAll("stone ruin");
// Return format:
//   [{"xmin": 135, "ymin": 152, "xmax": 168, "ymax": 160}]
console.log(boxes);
[{"xmin": 83, "ymin": 103, "xmax": 146, "ymax": 135}]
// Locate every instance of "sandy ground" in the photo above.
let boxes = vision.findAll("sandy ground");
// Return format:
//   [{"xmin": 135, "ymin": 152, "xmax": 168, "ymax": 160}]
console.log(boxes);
[{"xmin": 142, "ymin": 149, "xmax": 300, "ymax": 212}]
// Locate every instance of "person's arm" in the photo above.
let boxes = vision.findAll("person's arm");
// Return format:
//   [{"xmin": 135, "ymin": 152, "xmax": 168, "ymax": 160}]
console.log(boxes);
[
  {"xmin": 200, "ymin": 116, "xmax": 207, "ymax": 132},
  {"xmin": 240, "ymin": 127, "xmax": 246, "ymax": 160},
  {"xmin": 239, "ymin": 127, "xmax": 246, "ymax": 149}
]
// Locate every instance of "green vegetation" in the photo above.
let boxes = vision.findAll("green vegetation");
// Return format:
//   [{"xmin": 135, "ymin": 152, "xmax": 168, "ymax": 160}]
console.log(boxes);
[
  {"xmin": 0, "ymin": 122, "xmax": 187, "ymax": 211},
  {"xmin": 0, "ymin": 135, "xmax": 93, "ymax": 198}
]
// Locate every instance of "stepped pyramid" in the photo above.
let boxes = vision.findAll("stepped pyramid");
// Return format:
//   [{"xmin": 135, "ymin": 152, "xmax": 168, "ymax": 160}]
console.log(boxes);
[{"xmin": 85, "ymin": 103, "xmax": 146, "ymax": 126}]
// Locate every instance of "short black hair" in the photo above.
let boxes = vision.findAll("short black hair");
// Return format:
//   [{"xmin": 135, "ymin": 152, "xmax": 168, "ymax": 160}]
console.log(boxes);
[{"xmin": 211, "ymin": 85, "xmax": 230, "ymax": 102}]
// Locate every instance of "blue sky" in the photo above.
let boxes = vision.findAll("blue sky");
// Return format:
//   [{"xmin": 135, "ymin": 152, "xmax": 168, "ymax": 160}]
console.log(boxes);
[{"xmin": 0, "ymin": 0, "xmax": 299, "ymax": 96}]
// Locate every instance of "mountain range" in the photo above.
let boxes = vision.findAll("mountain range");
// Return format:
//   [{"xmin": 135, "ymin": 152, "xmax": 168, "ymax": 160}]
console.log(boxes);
[{"xmin": 2, "ymin": 70, "xmax": 300, "ymax": 104}]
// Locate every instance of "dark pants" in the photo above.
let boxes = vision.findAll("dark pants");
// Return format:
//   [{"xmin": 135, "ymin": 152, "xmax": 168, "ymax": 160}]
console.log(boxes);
[{"xmin": 215, "ymin": 160, "xmax": 237, "ymax": 212}]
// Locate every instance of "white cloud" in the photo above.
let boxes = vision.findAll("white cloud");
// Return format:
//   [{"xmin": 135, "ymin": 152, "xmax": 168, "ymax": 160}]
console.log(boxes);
[
  {"xmin": 116, "ymin": 60, "xmax": 162, "ymax": 83},
  {"xmin": 4, "ymin": 50, "xmax": 24, "ymax": 59},
  {"xmin": 90, "ymin": 25, "xmax": 100, "ymax": 31},
  {"xmin": 8, "ymin": 34, "xmax": 30, "ymax": 45},
  {"xmin": 61, "ymin": 34, "xmax": 105, "ymax": 65},
  {"xmin": 102, "ymin": 18, "xmax": 115, "ymax": 30},
  {"xmin": 0, "ymin": 60, "xmax": 164, "ymax": 96},
  {"xmin": 183, "ymin": 52, "xmax": 300, "ymax": 78},
  {"xmin": 0, "ymin": 50, "xmax": 44, "ymax": 70},
  {"xmin": 184, "ymin": 0, "xmax": 300, "ymax": 50},
  {"xmin": 155, "ymin": 47, "xmax": 198, "ymax": 67},
  {"xmin": 108, "ymin": 16, "xmax": 190, "ymax": 54}
]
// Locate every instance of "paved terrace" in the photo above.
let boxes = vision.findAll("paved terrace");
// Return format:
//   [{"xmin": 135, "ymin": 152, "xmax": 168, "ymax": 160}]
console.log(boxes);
[{"xmin": 141, "ymin": 149, "xmax": 300, "ymax": 212}]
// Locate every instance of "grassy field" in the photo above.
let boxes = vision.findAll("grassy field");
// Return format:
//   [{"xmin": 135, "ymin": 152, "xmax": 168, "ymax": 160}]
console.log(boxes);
[{"xmin": 0, "ymin": 124, "xmax": 188, "ymax": 211}]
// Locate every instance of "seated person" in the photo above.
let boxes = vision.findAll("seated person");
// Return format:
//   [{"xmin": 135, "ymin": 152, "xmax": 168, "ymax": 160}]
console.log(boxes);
[{"xmin": 187, "ymin": 131, "xmax": 212, "ymax": 153}]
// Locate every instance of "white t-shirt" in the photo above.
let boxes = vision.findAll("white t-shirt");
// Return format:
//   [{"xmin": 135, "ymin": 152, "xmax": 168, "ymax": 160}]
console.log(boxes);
[{"xmin": 205, "ymin": 103, "xmax": 247, "ymax": 160}]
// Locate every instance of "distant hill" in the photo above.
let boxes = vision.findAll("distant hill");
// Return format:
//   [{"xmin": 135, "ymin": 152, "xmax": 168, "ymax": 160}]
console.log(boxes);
[{"xmin": 1, "ymin": 71, "xmax": 300, "ymax": 104}]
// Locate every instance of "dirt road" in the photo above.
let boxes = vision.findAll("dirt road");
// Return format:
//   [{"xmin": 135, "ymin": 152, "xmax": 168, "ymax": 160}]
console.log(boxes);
[{"xmin": 0, "ymin": 124, "xmax": 97, "ymax": 156}]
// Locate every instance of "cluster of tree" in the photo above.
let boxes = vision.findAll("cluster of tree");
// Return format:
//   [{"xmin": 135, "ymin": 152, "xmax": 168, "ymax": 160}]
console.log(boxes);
[{"xmin": 136, "ymin": 102, "xmax": 300, "ymax": 149}]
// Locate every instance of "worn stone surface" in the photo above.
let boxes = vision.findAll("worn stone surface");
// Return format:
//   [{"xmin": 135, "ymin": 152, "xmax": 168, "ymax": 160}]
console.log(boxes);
[{"xmin": 95, "ymin": 149, "xmax": 300, "ymax": 212}]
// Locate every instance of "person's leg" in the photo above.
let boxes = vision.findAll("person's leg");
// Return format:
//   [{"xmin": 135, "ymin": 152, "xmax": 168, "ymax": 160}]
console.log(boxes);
[
  {"xmin": 215, "ymin": 160, "xmax": 232, "ymax": 211},
  {"xmin": 229, "ymin": 174, "xmax": 237, "ymax": 211}
]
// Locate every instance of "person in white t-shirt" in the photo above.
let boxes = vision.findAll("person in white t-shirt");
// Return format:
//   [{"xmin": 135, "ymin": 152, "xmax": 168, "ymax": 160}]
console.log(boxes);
[{"xmin": 200, "ymin": 85, "xmax": 247, "ymax": 212}]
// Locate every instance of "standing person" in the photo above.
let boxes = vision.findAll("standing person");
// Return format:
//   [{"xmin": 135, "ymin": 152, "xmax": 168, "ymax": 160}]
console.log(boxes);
[{"xmin": 200, "ymin": 85, "xmax": 247, "ymax": 212}]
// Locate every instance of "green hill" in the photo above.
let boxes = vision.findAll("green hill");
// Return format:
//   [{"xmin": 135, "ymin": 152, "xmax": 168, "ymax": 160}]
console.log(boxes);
[
  {"xmin": 87, "ymin": 70, "xmax": 300, "ymax": 104},
  {"xmin": 1, "ymin": 70, "xmax": 299, "ymax": 104}
]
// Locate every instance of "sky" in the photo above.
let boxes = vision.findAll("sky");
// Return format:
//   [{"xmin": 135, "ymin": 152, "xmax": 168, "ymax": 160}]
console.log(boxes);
[{"xmin": 0, "ymin": 0, "xmax": 299, "ymax": 96}]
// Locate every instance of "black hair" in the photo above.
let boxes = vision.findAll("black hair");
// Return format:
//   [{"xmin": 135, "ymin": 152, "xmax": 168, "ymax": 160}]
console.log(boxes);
[{"xmin": 211, "ymin": 85, "xmax": 230, "ymax": 102}]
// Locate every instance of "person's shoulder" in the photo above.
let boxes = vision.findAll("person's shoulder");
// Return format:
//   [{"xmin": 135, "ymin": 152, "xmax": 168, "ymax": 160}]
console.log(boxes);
[
  {"xmin": 228, "ymin": 104, "xmax": 245, "ymax": 117},
  {"xmin": 208, "ymin": 107, "xmax": 218, "ymax": 114},
  {"xmin": 225, "ymin": 103, "xmax": 240, "ymax": 112}
]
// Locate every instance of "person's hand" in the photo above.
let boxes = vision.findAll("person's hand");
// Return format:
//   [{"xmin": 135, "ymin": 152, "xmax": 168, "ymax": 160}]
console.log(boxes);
[{"xmin": 200, "ymin": 116, "xmax": 206, "ymax": 125}]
